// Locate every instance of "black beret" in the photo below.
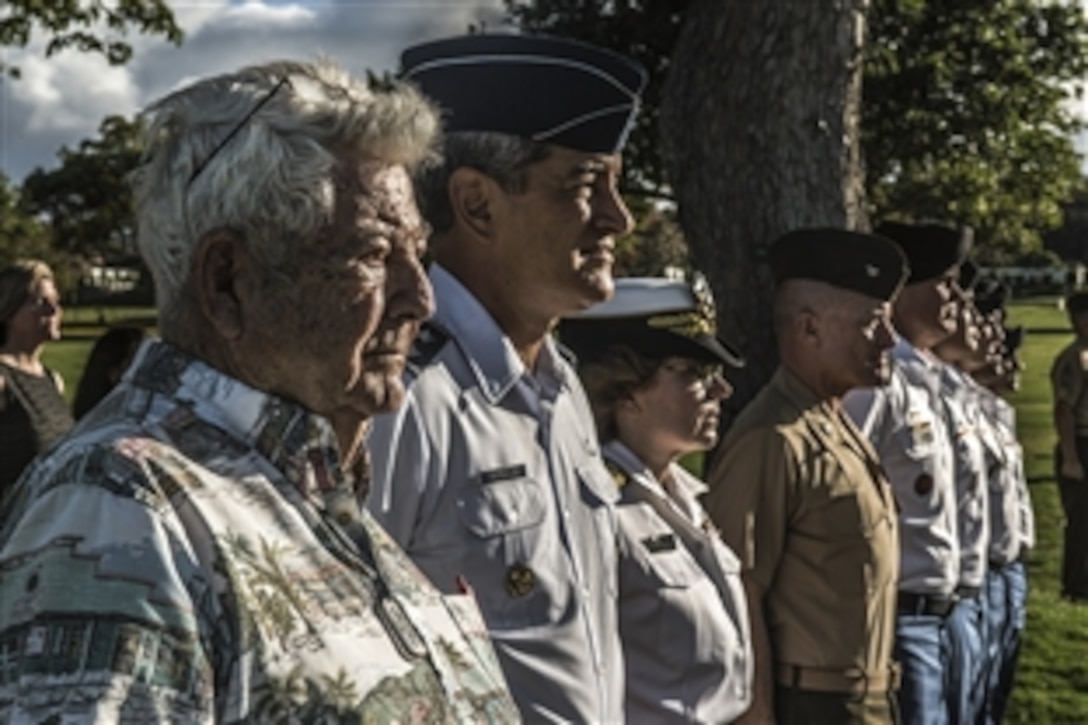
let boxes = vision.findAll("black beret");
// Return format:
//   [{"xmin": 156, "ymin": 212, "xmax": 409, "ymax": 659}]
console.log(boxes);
[
  {"xmin": 1003, "ymin": 325, "xmax": 1025, "ymax": 354},
  {"xmin": 974, "ymin": 278, "xmax": 1009, "ymax": 315},
  {"xmin": 767, "ymin": 228, "xmax": 908, "ymax": 301},
  {"xmin": 1067, "ymin": 292, "xmax": 1088, "ymax": 315},
  {"xmin": 401, "ymin": 34, "xmax": 647, "ymax": 154},
  {"xmin": 559, "ymin": 274, "xmax": 745, "ymax": 368},
  {"xmin": 958, "ymin": 259, "xmax": 979, "ymax": 292},
  {"xmin": 874, "ymin": 221, "xmax": 972, "ymax": 283}
]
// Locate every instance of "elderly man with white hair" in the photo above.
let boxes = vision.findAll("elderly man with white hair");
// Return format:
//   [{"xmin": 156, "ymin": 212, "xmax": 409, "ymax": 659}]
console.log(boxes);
[{"xmin": 0, "ymin": 59, "xmax": 518, "ymax": 723}]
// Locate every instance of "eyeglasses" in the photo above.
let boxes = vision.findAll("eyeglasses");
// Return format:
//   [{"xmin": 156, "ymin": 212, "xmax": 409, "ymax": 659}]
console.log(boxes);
[
  {"xmin": 187, "ymin": 75, "xmax": 291, "ymax": 188},
  {"xmin": 661, "ymin": 360, "xmax": 725, "ymax": 391}
]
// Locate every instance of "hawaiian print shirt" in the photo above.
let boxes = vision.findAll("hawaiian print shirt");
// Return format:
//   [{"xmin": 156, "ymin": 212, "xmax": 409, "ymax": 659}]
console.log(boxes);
[{"xmin": 0, "ymin": 339, "xmax": 519, "ymax": 724}]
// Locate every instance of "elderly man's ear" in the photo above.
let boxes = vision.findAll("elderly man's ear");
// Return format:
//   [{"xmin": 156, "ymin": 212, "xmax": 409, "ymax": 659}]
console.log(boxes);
[
  {"xmin": 191, "ymin": 229, "xmax": 254, "ymax": 341},
  {"xmin": 448, "ymin": 167, "xmax": 497, "ymax": 240}
]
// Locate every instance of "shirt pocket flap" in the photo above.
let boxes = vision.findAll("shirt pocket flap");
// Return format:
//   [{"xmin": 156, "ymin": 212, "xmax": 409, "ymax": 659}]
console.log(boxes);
[
  {"xmin": 459, "ymin": 477, "xmax": 546, "ymax": 537},
  {"xmin": 646, "ymin": 547, "xmax": 703, "ymax": 588}
]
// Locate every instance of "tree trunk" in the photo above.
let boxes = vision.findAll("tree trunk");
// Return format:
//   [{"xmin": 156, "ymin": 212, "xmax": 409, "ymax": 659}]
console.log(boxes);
[{"xmin": 661, "ymin": 0, "xmax": 870, "ymax": 423}]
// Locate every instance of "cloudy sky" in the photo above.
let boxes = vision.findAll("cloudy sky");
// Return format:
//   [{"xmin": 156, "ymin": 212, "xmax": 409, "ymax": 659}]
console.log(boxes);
[
  {"xmin": 0, "ymin": 0, "xmax": 510, "ymax": 184},
  {"xmin": 3, "ymin": 1, "xmax": 1088, "ymax": 184}
]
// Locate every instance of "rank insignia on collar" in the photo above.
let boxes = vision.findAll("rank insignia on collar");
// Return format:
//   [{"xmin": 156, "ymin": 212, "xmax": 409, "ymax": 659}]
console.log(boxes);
[
  {"xmin": 505, "ymin": 562, "xmax": 536, "ymax": 598},
  {"xmin": 605, "ymin": 460, "xmax": 629, "ymax": 488},
  {"xmin": 642, "ymin": 533, "xmax": 676, "ymax": 553}
]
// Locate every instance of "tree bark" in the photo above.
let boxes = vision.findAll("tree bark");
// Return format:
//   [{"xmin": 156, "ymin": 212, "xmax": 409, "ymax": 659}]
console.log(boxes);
[{"xmin": 661, "ymin": 0, "xmax": 870, "ymax": 423}]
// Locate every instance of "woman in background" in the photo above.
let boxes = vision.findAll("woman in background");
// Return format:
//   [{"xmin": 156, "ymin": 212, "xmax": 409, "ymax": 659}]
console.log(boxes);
[
  {"xmin": 0, "ymin": 259, "xmax": 74, "ymax": 499},
  {"xmin": 73, "ymin": 326, "xmax": 146, "ymax": 419},
  {"xmin": 560, "ymin": 274, "xmax": 753, "ymax": 723}
]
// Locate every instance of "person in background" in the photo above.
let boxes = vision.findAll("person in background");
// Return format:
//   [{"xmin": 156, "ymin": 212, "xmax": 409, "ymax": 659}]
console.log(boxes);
[
  {"xmin": 72, "ymin": 325, "xmax": 146, "ymax": 419},
  {"xmin": 931, "ymin": 275, "xmax": 989, "ymax": 725},
  {"xmin": 844, "ymin": 220, "xmax": 971, "ymax": 725},
  {"xmin": 366, "ymin": 34, "xmax": 647, "ymax": 722},
  {"xmin": 0, "ymin": 59, "xmax": 519, "ymax": 723},
  {"xmin": 0, "ymin": 259, "xmax": 74, "ymax": 501},
  {"xmin": 559, "ymin": 274, "xmax": 752, "ymax": 723},
  {"xmin": 707, "ymin": 228, "xmax": 907, "ymax": 725},
  {"xmin": 976, "ymin": 324, "xmax": 1032, "ymax": 724},
  {"xmin": 1049, "ymin": 290, "xmax": 1088, "ymax": 603}
]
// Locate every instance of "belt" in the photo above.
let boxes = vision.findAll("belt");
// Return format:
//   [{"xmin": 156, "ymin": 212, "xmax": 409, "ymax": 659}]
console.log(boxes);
[
  {"xmin": 956, "ymin": 584, "xmax": 981, "ymax": 600},
  {"xmin": 990, "ymin": 545, "xmax": 1029, "ymax": 571},
  {"xmin": 775, "ymin": 663, "xmax": 901, "ymax": 695},
  {"xmin": 897, "ymin": 590, "xmax": 955, "ymax": 617}
]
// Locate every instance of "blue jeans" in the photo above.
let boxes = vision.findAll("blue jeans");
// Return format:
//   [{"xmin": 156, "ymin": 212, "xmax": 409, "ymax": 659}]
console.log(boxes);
[
  {"xmin": 944, "ymin": 593, "xmax": 986, "ymax": 725},
  {"xmin": 981, "ymin": 570, "xmax": 1009, "ymax": 724},
  {"xmin": 985, "ymin": 562, "xmax": 1028, "ymax": 724},
  {"xmin": 895, "ymin": 612, "xmax": 948, "ymax": 725}
]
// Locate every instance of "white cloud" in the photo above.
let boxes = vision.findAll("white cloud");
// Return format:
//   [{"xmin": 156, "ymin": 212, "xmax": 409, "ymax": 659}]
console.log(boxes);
[{"xmin": 0, "ymin": 0, "xmax": 508, "ymax": 182}]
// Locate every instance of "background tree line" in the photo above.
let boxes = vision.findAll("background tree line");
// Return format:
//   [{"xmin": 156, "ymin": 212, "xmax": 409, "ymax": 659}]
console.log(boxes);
[{"xmin": 2, "ymin": 0, "xmax": 1087, "ymax": 411}]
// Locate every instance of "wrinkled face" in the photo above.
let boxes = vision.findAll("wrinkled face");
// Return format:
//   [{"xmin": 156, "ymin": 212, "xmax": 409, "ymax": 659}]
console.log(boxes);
[
  {"xmin": 6, "ymin": 278, "xmax": 62, "ymax": 346},
  {"xmin": 250, "ymin": 161, "xmax": 433, "ymax": 423},
  {"xmin": 628, "ymin": 356, "xmax": 732, "ymax": 455},
  {"xmin": 492, "ymin": 146, "xmax": 634, "ymax": 318},
  {"xmin": 823, "ymin": 292, "xmax": 897, "ymax": 391}
]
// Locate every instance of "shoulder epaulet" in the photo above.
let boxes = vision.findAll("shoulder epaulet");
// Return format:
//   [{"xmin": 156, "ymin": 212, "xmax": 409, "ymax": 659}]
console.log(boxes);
[{"xmin": 407, "ymin": 321, "xmax": 452, "ymax": 375}]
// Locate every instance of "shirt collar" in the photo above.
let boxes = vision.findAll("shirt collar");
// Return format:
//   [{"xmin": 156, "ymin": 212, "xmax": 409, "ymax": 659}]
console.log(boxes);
[
  {"xmin": 129, "ymin": 339, "xmax": 351, "ymax": 500},
  {"xmin": 892, "ymin": 335, "xmax": 944, "ymax": 372},
  {"xmin": 429, "ymin": 263, "xmax": 569, "ymax": 403},
  {"xmin": 602, "ymin": 439, "xmax": 708, "ymax": 500}
]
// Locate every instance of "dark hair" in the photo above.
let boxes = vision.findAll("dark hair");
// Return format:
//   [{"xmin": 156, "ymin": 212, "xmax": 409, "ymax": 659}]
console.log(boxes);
[
  {"xmin": 413, "ymin": 131, "xmax": 551, "ymax": 234},
  {"xmin": 576, "ymin": 344, "xmax": 664, "ymax": 442},
  {"xmin": 73, "ymin": 326, "xmax": 146, "ymax": 419}
]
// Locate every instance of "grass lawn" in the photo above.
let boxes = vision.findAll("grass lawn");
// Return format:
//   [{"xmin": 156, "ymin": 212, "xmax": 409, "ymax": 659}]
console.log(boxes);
[
  {"xmin": 42, "ymin": 307, "xmax": 156, "ymax": 403},
  {"xmin": 1004, "ymin": 297, "xmax": 1088, "ymax": 723},
  {"xmin": 37, "ymin": 300, "xmax": 1088, "ymax": 720}
]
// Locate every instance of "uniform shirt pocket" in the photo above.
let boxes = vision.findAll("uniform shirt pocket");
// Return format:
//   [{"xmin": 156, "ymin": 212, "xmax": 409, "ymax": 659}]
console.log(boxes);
[
  {"xmin": 459, "ymin": 475, "xmax": 546, "ymax": 536},
  {"xmin": 457, "ymin": 475, "xmax": 556, "ymax": 630}
]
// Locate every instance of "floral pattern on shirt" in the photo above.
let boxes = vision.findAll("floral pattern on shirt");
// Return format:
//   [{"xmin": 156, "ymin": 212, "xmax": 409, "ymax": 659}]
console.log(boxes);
[{"xmin": 0, "ymin": 339, "xmax": 519, "ymax": 724}]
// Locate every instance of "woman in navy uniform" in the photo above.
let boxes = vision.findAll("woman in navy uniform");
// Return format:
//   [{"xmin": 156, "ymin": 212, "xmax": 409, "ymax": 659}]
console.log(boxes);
[{"xmin": 560, "ymin": 274, "xmax": 752, "ymax": 723}]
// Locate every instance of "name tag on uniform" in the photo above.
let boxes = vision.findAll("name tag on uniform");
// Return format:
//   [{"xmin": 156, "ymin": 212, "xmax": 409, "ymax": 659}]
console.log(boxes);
[
  {"xmin": 480, "ymin": 464, "xmax": 527, "ymax": 484},
  {"xmin": 642, "ymin": 533, "xmax": 676, "ymax": 553}
]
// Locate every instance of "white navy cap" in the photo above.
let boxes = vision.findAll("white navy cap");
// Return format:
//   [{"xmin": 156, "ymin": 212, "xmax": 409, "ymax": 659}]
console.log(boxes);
[
  {"xmin": 559, "ymin": 274, "xmax": 745, "ymax": 368},
  {"xmin": 401, "ymin": 34, "xmax": 647, "ymax": 154}
]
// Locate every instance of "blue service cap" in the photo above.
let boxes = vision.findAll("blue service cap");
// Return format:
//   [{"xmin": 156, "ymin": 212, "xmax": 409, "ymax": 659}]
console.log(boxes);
[{"xmin": 401, "ymin": 34, "xmax": 648, "ymax": 154}]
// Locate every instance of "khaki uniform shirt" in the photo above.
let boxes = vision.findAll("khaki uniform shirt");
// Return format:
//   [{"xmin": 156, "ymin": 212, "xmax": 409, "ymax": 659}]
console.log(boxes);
[
  {"xmin": 705, "ymin": 367, "xmax": 898, "ymax": 680},
  {"xmin": 366, "ymin": 264, "xmax": 623, "ymax": 723},
  {"xmin": 605, "ymin": 440, "xmax": 752, "ymax": 723},
  {"xmin": 1051, "ymin": 339, "xmax": 1088, "ymax": 435}
]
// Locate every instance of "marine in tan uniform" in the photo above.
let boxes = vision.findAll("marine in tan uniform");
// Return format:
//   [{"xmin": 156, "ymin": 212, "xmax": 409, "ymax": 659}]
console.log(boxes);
[
  {"xmin": 705, "ymin": 228, "xmax": 907, "ymax": 725},
  {"xmin": 1050, "ymin": 291, "xmax": 1088, "ymax": 601}
]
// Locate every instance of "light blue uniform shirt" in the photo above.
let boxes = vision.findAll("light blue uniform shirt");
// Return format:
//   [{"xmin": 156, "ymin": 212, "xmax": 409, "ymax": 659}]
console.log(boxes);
[
  {"xmin": 982, "ymin": 391, "xmax": 1034, "ymax": 559},
  {"xmin": 844, "ymin": 337, "xmax": 960, "ymax": 596},
  {"xmin": 939, "ymin": 365, "xmax": 990, "ymax": 588},
  {"xmin": 605, "ymin": 440, "xmax": 751, "ymax": 723},
  {"xmin": 366, "ymin": 264, "xmax": 624, "ymax": 723}
]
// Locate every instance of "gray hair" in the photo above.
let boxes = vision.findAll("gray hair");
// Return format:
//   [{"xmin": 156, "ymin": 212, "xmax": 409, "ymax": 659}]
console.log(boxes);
[
  {"xmin": 414, "ymin": 130, "xmax": 551, "ymax": 233},
  {"xmin": 131, "ymin": 59, "xmax": 440, "ymax": 328}
]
